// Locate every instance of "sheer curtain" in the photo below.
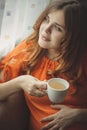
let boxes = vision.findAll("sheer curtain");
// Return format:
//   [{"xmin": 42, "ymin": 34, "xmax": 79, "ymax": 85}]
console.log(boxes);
[{"xmin": 0, "ymin": 0, "xmax": 51, "ymax": 58}]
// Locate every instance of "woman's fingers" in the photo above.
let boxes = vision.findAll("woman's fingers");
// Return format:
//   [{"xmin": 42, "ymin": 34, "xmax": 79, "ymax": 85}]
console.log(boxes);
[{"xmin": 27, "ymin": 81, "xmax": 47, "ymax": 96}]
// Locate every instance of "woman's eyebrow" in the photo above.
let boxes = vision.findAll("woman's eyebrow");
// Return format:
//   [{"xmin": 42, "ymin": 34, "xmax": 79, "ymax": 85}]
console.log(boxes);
[
  {"xmin": 48, "ymin": 15, "xmax": 65, "ymax": 29},
  {"xmin": 55, "ymin": 22, "xmax": 65, "ymax": 29}
]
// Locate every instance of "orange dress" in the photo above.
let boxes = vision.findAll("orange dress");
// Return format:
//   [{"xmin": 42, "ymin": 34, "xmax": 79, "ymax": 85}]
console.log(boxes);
[{"xmin": 0, "ymin": 40, "xmax": 87, "ymax": 130}]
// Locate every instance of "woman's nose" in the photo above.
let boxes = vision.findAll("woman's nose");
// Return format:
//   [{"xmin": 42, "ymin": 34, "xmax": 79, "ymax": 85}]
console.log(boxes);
[{"xmin": 44, "ymin": 24, "xmax": 52, "ymax": 34}]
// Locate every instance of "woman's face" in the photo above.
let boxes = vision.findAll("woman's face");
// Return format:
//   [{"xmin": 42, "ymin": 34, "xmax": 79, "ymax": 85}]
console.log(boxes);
[{"xmin": 38, "ymin": 10, "xmax": 65, "ymax": 51}]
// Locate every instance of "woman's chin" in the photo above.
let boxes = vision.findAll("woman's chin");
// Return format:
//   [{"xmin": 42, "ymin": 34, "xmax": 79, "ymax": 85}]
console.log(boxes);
[{"xmin": 38, "ymin": 40, "xmax": 47, "ymax": 49}]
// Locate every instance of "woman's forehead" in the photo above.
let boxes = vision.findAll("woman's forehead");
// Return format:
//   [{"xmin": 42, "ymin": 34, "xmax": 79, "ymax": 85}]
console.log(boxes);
[{"xmin": 47, "ymin": 10, "xmax": 65, "ymax": 29}]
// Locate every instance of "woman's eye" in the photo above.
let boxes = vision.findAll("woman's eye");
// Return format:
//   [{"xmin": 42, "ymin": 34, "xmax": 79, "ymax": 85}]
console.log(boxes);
[{"xmin": 54, "ymin": 25, "xmax": 62, "ymax": 32}]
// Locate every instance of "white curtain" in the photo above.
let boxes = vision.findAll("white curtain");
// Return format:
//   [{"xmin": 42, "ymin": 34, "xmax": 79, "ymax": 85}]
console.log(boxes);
[{"xmin": 0, "ymin": 0, "xmax": 51, "ymax": 58}]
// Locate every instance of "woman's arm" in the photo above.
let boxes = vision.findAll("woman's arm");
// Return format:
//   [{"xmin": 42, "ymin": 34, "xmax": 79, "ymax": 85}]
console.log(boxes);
[
  {"xmin": 0, "ymin": 75, "xmax": 47, "ymax": 101},
  {"xmin": 0, "ymin": 77, "xmax": 22, "ymax": 101}
]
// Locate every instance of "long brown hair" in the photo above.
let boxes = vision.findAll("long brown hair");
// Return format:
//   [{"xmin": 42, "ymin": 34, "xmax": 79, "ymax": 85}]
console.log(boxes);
[{"xmin": 22, "ymin": 0, "xmax": 87, "ymax": 85}]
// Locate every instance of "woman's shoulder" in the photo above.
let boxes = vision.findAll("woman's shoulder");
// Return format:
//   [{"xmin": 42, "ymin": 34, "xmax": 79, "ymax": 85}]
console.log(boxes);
[
  {"xmin": 1, "ymin": 39, "xmax": 34, "ymax": 63},
  {"xmin": 10, "ymin": 39, "xmax": 33, "ymax": 54}
]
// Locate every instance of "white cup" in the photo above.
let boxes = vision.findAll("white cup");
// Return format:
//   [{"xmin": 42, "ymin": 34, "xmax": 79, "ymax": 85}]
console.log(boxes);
[{"xmin": 47, "ymin": 78, "xmax": 69, "ymax": 103}]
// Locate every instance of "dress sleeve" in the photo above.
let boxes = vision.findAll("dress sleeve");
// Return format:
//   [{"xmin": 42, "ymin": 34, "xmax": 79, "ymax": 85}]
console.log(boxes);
[
  {"xmin": 0, "ymin": 40, "xmax": 29, "ymax": 82},
  {"xmin": 0, "ymin": 40, "xmax": 27, "ymax": 63}
]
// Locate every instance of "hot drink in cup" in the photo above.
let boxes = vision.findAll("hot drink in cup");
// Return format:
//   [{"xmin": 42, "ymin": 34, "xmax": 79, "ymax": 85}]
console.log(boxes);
[{"xmin": 47, "ymin": 78, "xmax": 69, "ymax": 103}]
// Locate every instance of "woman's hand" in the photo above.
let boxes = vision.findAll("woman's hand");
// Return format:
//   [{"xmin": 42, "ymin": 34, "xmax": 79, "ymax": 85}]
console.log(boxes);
[
  {"xmin": 17, "ymin": 75, "xmax": 47, "ymax": 97},
  {"xmin": 0, "ymin": 75, "xmax": 47, "ymax": 100},
  {"xmin": 41, "ymin": 104, "xmax": 80, "ymax": 130}
]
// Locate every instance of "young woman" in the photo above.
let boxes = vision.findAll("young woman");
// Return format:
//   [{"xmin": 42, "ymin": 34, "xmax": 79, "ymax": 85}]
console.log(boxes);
[{"xmin": 0, "ymin": 0, "xmax": 87, "ymax": 130}]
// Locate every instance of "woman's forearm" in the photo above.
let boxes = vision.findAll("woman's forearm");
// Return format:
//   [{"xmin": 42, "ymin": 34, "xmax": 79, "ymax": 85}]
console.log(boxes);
[
  {"xmin": 0, "ymin": 75, "xmax": 40, "ymax": 101},
  {"xmin": 0, "ymin": 78, "xmax": 22, "ymax": 101}
]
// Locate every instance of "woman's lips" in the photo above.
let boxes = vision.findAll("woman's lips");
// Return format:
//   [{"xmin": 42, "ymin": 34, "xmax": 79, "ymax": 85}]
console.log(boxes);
[{"xmin": 41, "ymin": 35, "xmax": 50, "ymax": 41}]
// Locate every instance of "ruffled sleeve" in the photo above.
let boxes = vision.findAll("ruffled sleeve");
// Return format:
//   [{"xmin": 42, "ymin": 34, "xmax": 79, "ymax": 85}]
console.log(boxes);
[{"xmin": 0, "ymin": 40, "xmax": 31, "ymax": 82}]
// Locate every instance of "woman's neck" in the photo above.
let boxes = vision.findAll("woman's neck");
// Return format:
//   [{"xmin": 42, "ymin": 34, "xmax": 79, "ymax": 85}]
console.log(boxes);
[{"xmin": 46, "ymin": 49, "xmax": 59, "ymax": 61}]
